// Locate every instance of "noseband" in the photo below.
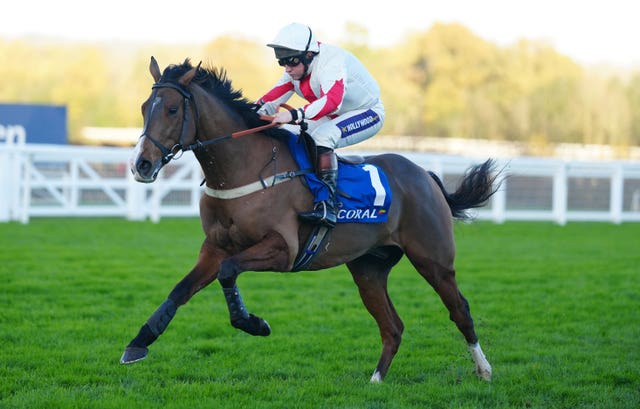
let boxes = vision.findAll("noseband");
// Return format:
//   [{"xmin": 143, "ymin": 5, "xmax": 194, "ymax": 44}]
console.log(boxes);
[{"xmin": 141, "ymin": 82, "xmax": 199, "ymax": 165}]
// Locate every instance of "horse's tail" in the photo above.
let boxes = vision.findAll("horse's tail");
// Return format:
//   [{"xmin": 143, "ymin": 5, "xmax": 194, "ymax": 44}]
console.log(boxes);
[{"xmin": 428, "ymin": 159, "xmax": 501, "ymax": 220}]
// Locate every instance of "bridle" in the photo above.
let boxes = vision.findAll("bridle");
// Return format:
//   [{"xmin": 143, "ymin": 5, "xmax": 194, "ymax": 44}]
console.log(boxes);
[
  {"xmin": 140, "ymin": 81, "xmax": 281, "ymax": 165},
  {"xmin": 139, "ymin": 82, "xmax": 198, "ymax": 165}
]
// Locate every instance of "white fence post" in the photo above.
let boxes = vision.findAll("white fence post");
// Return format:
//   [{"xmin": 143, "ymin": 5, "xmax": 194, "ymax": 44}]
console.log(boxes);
[
  {"xmin": 18, "ymin": 152, "xmax": 30, "ymax": 224},
  {"xmin": 150, "ymin": 179, "xmax": 161, "ymax": 223},
  {"xmin": 0, "ymin": 128, "xmax": 27, "ymax": 222},
  {"xmin": 69, "ymin": 158, "xmax": 79, "ymax": 213},
  {"xmin": 491, "ymin": 176, "xmax": 506, "ymax": 224},
  {"xmin": 610, "ymin": 164, "xmax": 623, "ymax": 224},
  {"xmin": 552, "ymin": 162, "xmax": 568, "ymax": 225},
  {"xmin": 126, "ymin": 169, "xmax": 146, "ymax": 221}
]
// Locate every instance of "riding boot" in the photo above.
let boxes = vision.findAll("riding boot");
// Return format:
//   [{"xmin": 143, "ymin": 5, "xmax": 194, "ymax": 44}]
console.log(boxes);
[{"xmin": 299, "ymin": 150, "xmax": 338, "ymax": 227}]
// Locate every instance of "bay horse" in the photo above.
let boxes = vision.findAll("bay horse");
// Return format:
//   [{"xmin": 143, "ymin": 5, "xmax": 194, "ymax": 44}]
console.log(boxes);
[{"xmin": 122, "ymin": 56, "xmax": 498, "ymax": 382}]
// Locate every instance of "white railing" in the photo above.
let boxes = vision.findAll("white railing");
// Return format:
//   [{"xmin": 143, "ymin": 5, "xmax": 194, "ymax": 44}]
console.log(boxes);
[{"xmin": 2, "ymin": 138, "xmax": 640, "ymax": 224}]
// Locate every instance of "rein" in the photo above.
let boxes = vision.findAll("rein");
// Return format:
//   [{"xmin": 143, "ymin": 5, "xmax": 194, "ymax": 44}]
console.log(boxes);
[
  {"xmin": 181, "ymin": 118, "xmax": 280, "ymax": 152},
  {"xmin": 143, "ymin": 81, "xmax": 307, "ymax": 198},
  {"xmin": 142, "ymin": 81, "xmax": 287, "ymax": 163}
]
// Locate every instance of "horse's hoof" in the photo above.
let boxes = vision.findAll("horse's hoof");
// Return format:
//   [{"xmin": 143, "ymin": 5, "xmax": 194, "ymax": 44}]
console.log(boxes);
[
  {"xmin": 370, "ymin": 370, "xmax": 383, "ymax": 383},
  {"xmin": 476, "ymin": 367, "xmax": 492, "ymax": 382},
  {"xmin": 231, "ymin": 313, "xmax": 271, "ymax": 336},
  {"xmin": 469, "ymin": 342, "xmax": 492, "ymax": 381},
  {"xmin": 120, "ymin": 347, "xmax": 148, "ymax": 364}
]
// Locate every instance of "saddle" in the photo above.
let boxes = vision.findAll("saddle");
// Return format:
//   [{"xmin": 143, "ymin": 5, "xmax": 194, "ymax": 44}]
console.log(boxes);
[{"xmin": 289, "ymin": 131, "xmax": 392, "ymax": 271}]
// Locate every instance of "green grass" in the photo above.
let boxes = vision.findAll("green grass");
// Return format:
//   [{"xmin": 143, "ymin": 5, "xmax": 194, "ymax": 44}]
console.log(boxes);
[{"xmin": 1, "ymin": 219, "xmax": 638, "ymax": 408}]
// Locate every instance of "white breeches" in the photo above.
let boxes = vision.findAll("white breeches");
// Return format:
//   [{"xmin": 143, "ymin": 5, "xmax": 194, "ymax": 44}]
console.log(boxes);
[{"xmin": 304, "ymin": 101, "xmax": 385, "ymax": 149}]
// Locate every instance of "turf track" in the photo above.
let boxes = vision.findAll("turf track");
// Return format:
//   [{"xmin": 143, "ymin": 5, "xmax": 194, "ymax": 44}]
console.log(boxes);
[{"xmin": 1, "ymin": 219, "xmax": 638, "ymax": 408}]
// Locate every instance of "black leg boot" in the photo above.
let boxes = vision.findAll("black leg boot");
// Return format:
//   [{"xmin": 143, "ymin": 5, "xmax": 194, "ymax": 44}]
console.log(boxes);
[{"xmin": 299, "ymin": 150, "xmax": 338, "ymax": 227}]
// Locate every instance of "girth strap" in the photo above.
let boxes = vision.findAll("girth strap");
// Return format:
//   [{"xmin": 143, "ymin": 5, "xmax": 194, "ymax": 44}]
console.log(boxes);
[{"xmin": 291, "ymin": 225, "xmax": 331, "ymax": 271}]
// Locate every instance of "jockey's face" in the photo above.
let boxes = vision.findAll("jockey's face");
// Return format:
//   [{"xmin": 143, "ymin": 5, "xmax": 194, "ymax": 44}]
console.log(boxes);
[{"xmin": 285, "ymin": 62, "xmax": 305, "ymax": 80}]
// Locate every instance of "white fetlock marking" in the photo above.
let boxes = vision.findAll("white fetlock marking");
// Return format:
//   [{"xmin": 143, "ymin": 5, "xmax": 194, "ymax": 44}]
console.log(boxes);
[
  {"xmin": 370, "ymin": 370, "xmax": 382, "ymax": 383},
  {"xmin": 469, "ymin": 342, "xmax": 492, "ymax": 381}
]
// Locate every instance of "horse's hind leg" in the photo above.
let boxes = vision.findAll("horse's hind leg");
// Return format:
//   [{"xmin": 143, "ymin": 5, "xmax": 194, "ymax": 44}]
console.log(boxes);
[
  {"xmin": 346, "ymin": 248, "xmax": 404, "ymax": 383},
  {"xmin": 120, "ymin": 239, "xmax": 224, "ymax": 364},
  {"xmin": 408, "ymin": 254, "xmax": 492, "ymax": 381}
]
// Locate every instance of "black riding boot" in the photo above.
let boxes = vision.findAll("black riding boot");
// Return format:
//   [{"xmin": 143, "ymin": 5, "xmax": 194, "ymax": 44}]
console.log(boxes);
[{"xmin": 299, "ymin": 149, "xmax": 338, "ymax": 227}]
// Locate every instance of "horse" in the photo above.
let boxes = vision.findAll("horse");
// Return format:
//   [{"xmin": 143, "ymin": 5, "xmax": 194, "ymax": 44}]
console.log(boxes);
[{"xmin": 122, "ymin": 56, "xmax": 498, "ymax": 383}]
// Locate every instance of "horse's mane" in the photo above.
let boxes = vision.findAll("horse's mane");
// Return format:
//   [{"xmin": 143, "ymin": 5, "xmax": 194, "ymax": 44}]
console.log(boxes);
[{"xmin": 159, "ymin": 59, "xmax": 289, "ymax": 141}]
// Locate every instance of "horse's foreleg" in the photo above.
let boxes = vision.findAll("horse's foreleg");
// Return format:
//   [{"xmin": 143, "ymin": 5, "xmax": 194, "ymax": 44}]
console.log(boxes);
[
  {"xmin": 120, "ymin": 240, "xmax": 224, "ymax": 364},
  {"xmin": 218, "ymin": 230, "xmax": 289, "ymax": 336},
  {"xmin": 220, "ymin": 279, "xmax": 271, "ymax": 336},
  {"xmin": 120, "ymin": 298, "xmax": 176, "ymax": 364}
]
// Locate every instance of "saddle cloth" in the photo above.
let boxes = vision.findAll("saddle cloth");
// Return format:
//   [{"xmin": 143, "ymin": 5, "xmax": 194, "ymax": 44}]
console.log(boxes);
[{"xmin": 285, "ymin": 132, "xmax": 392, "ymax": 223}]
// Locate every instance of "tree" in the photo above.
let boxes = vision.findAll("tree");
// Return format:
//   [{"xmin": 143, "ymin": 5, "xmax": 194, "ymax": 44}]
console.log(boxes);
[
  {"xmin": 626, "ymin": 74, "xmax": 640, "ymax": 146},
  {"xmin": 203, "ymin": 36, "xmax": 280, "ymax": 102},
  {"xmin": 1, "ymin": 23, "xmax": 639, "ymax": 154}
]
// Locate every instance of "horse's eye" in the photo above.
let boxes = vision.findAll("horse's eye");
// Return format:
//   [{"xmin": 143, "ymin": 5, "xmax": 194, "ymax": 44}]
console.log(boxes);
[{"xmin": 168, "ymin": 107, "xmax": 179, "ymax": 115}]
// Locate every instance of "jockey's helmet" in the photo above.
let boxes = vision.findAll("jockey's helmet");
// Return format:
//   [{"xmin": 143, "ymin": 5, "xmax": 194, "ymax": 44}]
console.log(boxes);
[{"xmin": 267, "ymin": 23, "xmax": 319, "ymax": 59}]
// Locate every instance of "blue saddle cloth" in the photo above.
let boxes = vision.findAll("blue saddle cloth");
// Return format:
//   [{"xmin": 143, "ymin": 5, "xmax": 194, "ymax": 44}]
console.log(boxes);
[{"xmin": 285, "ymin": 133, "xmax": 392, "ymax": 223}]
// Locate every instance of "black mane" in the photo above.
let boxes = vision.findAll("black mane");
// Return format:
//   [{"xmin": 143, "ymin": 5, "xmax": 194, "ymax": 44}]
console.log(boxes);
[{"xmin": 160, "ymin": 59, "xmax": 288, "ymax": 140}]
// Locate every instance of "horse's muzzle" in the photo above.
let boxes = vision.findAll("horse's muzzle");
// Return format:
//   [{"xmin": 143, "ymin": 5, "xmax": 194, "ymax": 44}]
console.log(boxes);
[
  {"xmin": 133, "ymin": 157, "xmax": 158, "ymax": 182},
  {"xmin": 129, "ymin": 136, "xmax": 161, "ymax": 183}
]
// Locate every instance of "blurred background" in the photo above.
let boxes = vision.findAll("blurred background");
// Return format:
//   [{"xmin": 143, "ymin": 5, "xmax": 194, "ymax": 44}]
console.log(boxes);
[
  {"xmin": 2, "ymin": 0, "xmax": 640, "ymax": 158},
  {"xmin": 2, "ymin": 0, "xmax": 640, "ymax": 224}
]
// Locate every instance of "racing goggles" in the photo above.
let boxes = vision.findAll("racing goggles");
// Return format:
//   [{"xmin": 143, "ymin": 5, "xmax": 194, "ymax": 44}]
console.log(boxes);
[{"xmin": 278, "ymin": 55, "xmax": 304, "ymax": 67}]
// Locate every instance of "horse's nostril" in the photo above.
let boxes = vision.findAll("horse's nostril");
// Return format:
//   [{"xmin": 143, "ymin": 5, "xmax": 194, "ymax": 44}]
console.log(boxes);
[{"xmin": 136, "ymin": 158, "xmax": 152, "ymax": 174}]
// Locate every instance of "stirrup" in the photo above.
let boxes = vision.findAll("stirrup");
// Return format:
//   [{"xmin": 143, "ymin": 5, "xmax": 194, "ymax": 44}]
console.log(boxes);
[{"xmin": 298, "ymin": 201, "xmax": 337, "ymax": 227}]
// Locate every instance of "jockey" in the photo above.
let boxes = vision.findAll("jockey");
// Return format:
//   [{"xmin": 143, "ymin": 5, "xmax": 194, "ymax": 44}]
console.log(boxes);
[{"xmin": 256, "ymin": 22, "xmax": 385, "ymax": 227}]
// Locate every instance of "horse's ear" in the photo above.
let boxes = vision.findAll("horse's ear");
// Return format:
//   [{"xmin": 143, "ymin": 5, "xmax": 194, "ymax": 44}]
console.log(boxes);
[
  {"xmin": 150, "ymin": 56, "xmax": 161, "ymax": 82},
  {"xmin": 178, "ymin": 61, "xmax": 201, "ymax": 87}
]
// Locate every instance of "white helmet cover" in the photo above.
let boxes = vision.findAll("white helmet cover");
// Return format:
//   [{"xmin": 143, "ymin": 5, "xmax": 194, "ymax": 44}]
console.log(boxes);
[{"xmin": 267, "ymin": 23, "xmax": 320, "ymax": 57}]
